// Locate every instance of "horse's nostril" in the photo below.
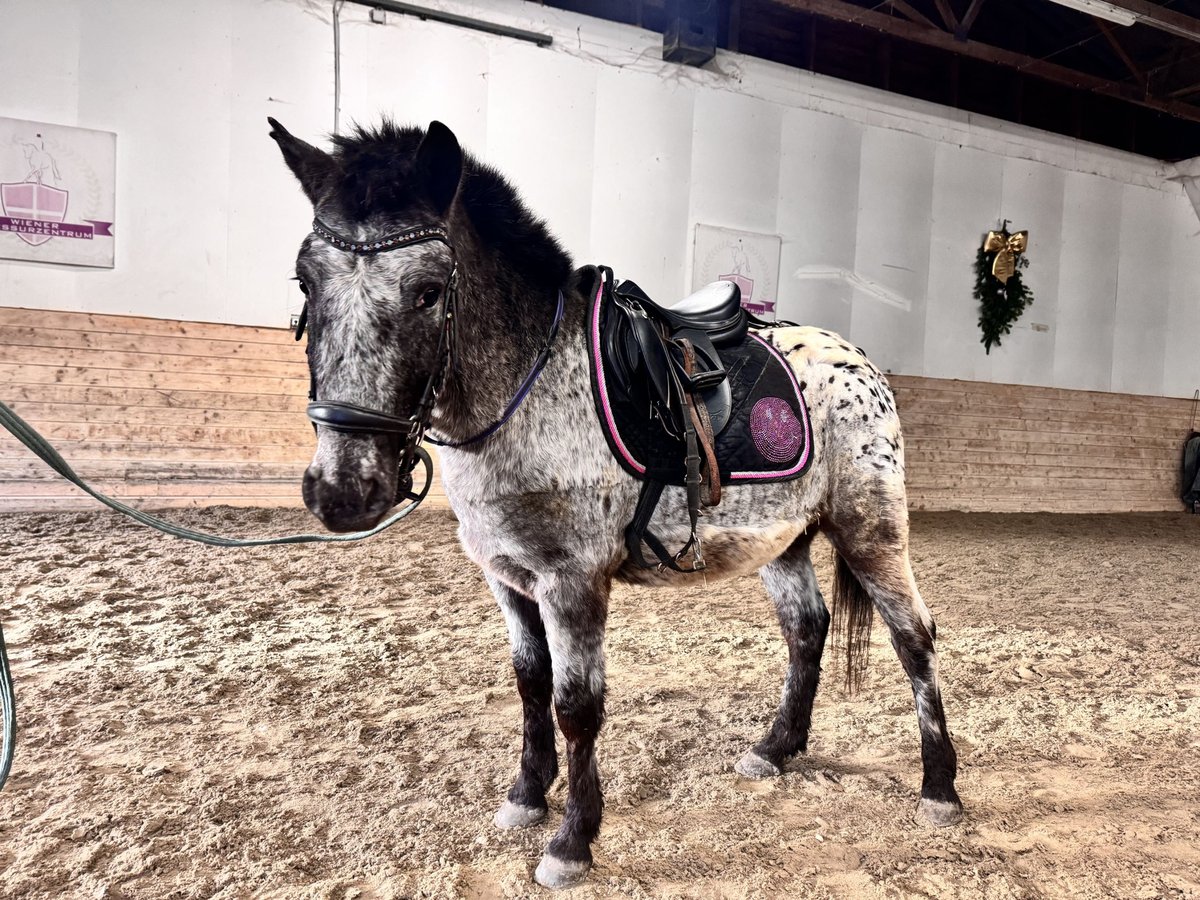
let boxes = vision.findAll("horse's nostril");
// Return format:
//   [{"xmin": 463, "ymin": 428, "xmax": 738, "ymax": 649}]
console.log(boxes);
[{"xmin": 362, "ymin": 474, "xmax": 394, "ymax": 518}]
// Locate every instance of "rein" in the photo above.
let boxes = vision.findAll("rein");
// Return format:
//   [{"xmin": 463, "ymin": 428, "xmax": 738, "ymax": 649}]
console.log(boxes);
[
  {"xmin": 427, "ymin": 288, "xmax": 564, "ymax": 448},
  {"xmin": 0, "ymin": 395, "xmax": 433, "ymax": 795}
]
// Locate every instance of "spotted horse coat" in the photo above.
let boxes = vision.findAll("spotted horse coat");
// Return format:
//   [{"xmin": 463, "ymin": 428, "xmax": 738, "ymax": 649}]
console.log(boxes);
[{"xmin": 269, "ymin": 117, "xmax": 962, "ymax": 890}]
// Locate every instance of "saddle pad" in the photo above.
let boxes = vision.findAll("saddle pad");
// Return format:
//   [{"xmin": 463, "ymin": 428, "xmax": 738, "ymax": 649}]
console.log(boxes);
[{"xmin": 584, "ymin": 266, "xmax": 814, "ymax": 487}]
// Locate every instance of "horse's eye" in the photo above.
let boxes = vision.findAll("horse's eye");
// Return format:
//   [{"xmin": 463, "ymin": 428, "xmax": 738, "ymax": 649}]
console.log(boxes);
[
  {"xmin": 415, "ymin": 287, "xmax": 440, "ymax": 310},
  {"xmin": 297, "ymin": 279, "xmax": 310, "ymax": 296}
]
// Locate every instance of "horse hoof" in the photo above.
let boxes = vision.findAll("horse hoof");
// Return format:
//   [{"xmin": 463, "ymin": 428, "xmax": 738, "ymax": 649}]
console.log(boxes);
[
  {"xmin": 533, "ymin": 854, "xmax": 590, "ymax": 889},
  {"xmin": 917, "ymin": 797, "xmax": 964, "ymax": 828},
  {"xmin": 494, "ymin": 800, "xmax": 547, "ymax": 830},
  {"xmin": 734, "ymin": 750, "xmax": 781, "ymax": 778}
]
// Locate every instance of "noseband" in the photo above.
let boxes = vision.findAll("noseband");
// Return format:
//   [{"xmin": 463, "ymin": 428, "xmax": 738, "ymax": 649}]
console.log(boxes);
[{"xmin": 296, "ymin": 217, "xmax": 564, "ymax": 506}]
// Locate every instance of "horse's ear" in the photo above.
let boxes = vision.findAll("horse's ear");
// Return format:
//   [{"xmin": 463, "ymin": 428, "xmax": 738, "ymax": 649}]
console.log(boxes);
[
  {"xmin": 268, "ymin": 117, "xmax": 335, "ymax": 205},
  {"xmin": 416, "ymin": 121, "xmax": 462, "ymax": 215}
]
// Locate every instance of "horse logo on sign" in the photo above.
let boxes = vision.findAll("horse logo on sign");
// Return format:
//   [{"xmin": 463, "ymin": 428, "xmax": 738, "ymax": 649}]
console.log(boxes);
[
  {"xmin": 1, "ymin": 180, "xmax": 69, "ymax": 247},
  {"xmin": 693, "ymin": 225, "xmax": 781, "ymax": 322},
  {"xmin": 0, "ymin": 121, "xmax": 116, "ymax": 266}
]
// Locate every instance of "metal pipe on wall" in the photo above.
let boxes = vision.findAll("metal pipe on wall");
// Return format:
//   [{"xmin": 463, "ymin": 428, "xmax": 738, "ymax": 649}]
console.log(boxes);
[{"xmin": 344, "ymin": 0, "xmax": 553, "ymax": 46}]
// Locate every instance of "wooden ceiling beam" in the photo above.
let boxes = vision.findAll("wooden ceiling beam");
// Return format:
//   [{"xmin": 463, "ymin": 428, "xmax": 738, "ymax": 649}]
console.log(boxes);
[
  {"xmin": 728, "ymin": 0, "xmax": 742, "ymax": 52},
  {"xmin": 1169, "ymin": 79, "xmax": 1200, "ymax": 100},
  {"xmin": 769, "ymin": 0, "xmax": 1200, "ymax": 125},
  {"xmin": 887, "ymin": 0, "xmax": 938, "ymax": 30}
]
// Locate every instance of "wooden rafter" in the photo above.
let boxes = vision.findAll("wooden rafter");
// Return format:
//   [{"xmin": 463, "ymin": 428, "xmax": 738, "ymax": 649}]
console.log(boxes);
[
  {"xmin": 887, "ymin": 0, "xmax": 938, "ymax": 30},
  {"xmin": 956, "ymin": 0, "xmax": 987, "ymax": 40},
  {"xmin": 932, "ymin": 0, "xmax": 959, "ymax": 33},
  {"xmin": 768, "ymin": 0, "xmax": 1200, "ymax": 125},
  {"xmin": 1169, "ymin": 78, "xmax": 1200, "ymax": 100},
  {"xmin": 1097, "ymin": 21, "xmax": 1145, "ymax": 88},
  {"xmin": 1078, "ymin": 0, "xmax": 1200, "ymax": 46}
]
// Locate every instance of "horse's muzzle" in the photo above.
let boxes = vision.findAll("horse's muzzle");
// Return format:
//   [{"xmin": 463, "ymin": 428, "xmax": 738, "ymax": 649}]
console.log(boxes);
[{"xmin": 302, "ymin": 440, "xmax": 398, "ymax": 532}]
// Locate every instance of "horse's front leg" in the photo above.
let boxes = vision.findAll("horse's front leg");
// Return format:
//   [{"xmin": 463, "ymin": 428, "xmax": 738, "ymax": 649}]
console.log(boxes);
[
  {"xmin": 489, "ymin": 575, "xmax": 558, "ymax": 829},
  {"xmin": 533, "ymin": 572, "xmax": 609, "ymax": 889}
]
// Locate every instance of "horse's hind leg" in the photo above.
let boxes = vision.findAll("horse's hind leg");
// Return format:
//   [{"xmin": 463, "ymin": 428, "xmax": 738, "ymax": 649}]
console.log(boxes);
[
  {"xmin": 827, "ymin": 503, "xmax": 963, "ymax": 827},
  {"xmin": 736, "ymin": 531, "xmax": 830, "ymax": 777},
  {"xmin": 489, "ymin": 576, "xmax": 558, "ymax": 829}
]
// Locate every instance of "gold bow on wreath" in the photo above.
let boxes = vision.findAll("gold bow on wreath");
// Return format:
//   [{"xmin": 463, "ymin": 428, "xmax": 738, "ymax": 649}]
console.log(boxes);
[{"xmin": 983, "ymin": 230, "xmax": 1029, "ymax": 284}]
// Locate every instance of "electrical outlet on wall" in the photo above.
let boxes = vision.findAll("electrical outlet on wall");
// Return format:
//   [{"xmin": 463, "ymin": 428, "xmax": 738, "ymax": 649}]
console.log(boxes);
[{"xmin": 290, "ymin": 314, "xmax": 301, "ymax": 330}]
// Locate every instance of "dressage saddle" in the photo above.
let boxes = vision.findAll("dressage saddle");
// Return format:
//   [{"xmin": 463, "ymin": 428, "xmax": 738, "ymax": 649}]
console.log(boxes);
[
  {"xmin": 603, "ymin": 277, "xmax": 747, "ymax": 441},
  {"xmin": 589, "ymin": 267, "xmax": 810, "ymax": 573}
]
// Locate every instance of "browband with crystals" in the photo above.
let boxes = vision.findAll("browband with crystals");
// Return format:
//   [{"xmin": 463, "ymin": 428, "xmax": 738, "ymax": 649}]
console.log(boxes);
[{"xmin": 312, "ymin": 218, "xmax": 450, "ymax": 254}]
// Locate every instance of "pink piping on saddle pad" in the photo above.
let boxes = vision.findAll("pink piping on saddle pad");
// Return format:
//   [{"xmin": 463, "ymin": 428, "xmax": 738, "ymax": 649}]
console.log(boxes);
[{"xmin": 592, "ymin": 275, "xmax": 647, "ymax": 475}]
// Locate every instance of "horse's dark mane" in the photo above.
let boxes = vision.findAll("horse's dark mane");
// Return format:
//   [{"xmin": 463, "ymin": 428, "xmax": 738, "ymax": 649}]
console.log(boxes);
[{"xmin": 330, "ymin": 120, "xmax": 572, "ymax": 295}]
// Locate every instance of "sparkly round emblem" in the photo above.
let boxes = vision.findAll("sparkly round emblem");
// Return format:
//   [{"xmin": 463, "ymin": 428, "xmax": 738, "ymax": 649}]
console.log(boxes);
[{"xmin": 750, "ymin": 397, "xmax": 803, "ymax": 463}]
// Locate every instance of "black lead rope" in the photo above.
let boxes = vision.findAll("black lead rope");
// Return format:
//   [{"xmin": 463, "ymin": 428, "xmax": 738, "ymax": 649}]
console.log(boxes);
[
  {"xmin": 0, "ymin": 397, "xmax": 434, "ymax": 795},
  {"xmin": 0, "ymin": 619, "xmax": 12, "ymax": 792}
]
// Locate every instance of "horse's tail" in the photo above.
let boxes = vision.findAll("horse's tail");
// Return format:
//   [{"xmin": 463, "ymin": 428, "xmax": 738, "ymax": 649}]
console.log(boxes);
[{"xmin": 831, "ymin": 552, "xmax": 874, "ymax": 693}]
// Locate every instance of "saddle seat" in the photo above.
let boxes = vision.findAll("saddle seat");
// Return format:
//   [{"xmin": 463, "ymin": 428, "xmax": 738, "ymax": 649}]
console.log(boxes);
[
  {"xmin": 638, "ymin": 280, "xmax": 747, "ymax": 345},
  {"xmin": 605, "ymin": 279, "xmax": 746, "ymax": 438}
]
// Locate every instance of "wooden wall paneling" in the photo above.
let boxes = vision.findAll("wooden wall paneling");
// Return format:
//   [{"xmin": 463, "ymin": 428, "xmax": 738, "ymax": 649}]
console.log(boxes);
[
  {"xmin": 1, "ymin": 307, "xmax": 1191, "ymax": 515},
  {"xmin": 891, "ymin": 374, "xmax": 1192, "ymax": 512},
  {"xmin": 0, "ymin": 306, "xmax": 448, "ymax": 514}
]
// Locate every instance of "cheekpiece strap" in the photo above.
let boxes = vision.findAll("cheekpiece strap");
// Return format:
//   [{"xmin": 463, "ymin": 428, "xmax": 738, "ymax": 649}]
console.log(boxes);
[{"xmin": 311, "ymin": 218, "xmax": 451, "ymax": 255}]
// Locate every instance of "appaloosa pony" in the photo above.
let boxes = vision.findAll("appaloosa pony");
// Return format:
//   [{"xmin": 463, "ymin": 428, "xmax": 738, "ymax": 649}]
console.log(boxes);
[{"xmin": 268, "ymin": 118, "xmax": 962, "ymax": 888}]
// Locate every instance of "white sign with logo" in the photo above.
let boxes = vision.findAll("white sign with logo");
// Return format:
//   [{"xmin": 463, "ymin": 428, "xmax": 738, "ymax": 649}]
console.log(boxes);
[
  {"xmin": 0, "ymin": 117, "xmax": 116, "ymax": 268},
  {"xmin": 692, "ymin": 224, "xmax": 781, "ymax": 321}
]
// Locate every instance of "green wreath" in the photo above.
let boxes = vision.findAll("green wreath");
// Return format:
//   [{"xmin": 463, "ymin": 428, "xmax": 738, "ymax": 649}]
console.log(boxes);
[{"xmin": 974, "ymin": 228, "xmax": 1034, "ymax": 354}]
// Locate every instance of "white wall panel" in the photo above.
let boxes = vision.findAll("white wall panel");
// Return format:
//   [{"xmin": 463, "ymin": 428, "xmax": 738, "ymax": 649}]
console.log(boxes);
[
  {"xmin": 339, "ymin": 10, "xmax": 489, "ymax": 153},
  {"xmin": 989, "ymin": 158, "xmax": 1066, "ymax": 387},
  {"xmin": 1054, "ymin": 172, "xmax": 1122, "ymax": 392},
  {"xmin": 851, "ymin": 128, "xmax": 935, "ymax": 374},
  {"xmin": 1, "ymin": 0, "xmax": 1197, "ymax": 399},
  {"xmin": 689, "ymin": 91, "xmax": 783, "ymax": 236},
  {"xmin": 589, "ymin": 68, "xmax": 694, "ymax": 302},
  {"xmin": 775, "ymin": 108, "xmax": 862, "ymax": 336},
  {"xmin": 72, "ymin": 0, "xmax": 234, "ymax": 323},
  {"xmin": 0, "ymin": 0, "xmax": 80, "ymax": 123},
  {"xmin": 924, "ymin": 143, "xmax": 1003, "ymax": 383},
  {"xmin": 0, "ymin": 0, "xmax": 85, "ymax": 323},
  {"xmin": 1164, "ymin": 199, "xmax": 1200, "ymax": 399},
  {"xmin": 1111, "ymin": 185, "xmax": 1173, "ymax": 397},
  {"xmin": 486, "ymin": 43, "xmax": 598, "ymax": 263},
  {"xmin": 228, "ymin": 1, "xmax": 333, "ymax": 327}
]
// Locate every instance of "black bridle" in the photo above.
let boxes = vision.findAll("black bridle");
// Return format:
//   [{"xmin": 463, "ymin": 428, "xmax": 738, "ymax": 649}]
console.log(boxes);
[
  {"xmin": 296, "ymin": 217, "xmax": 565, "ymax": 505},
  {"xmin": 297, "ymin": 218, "xmax": 459, "ymax": 504}
]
